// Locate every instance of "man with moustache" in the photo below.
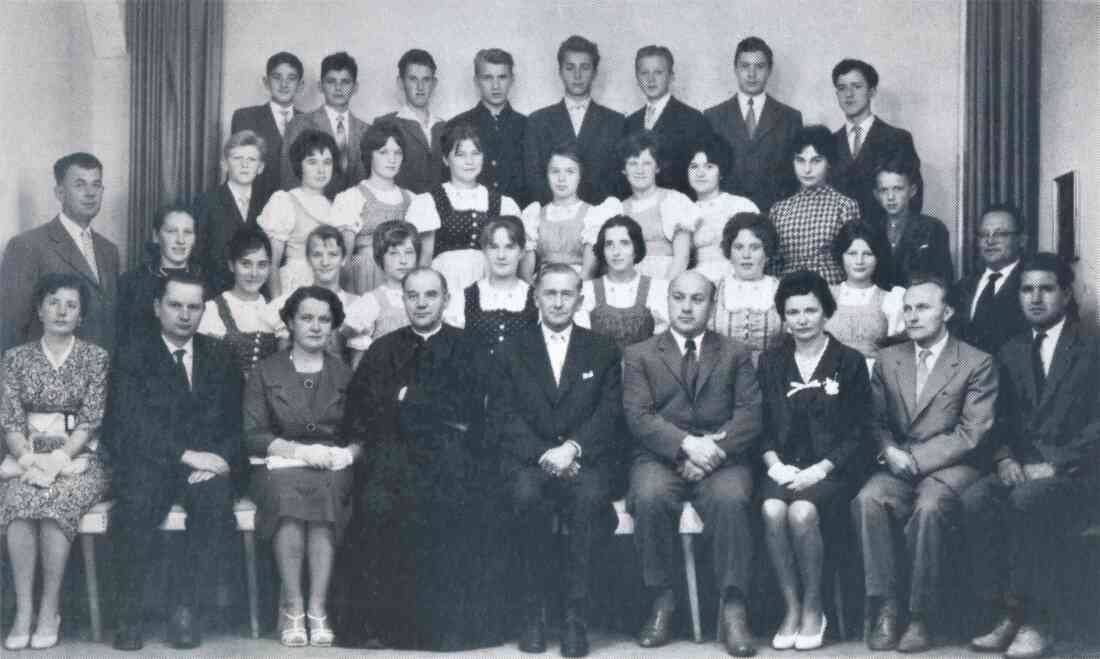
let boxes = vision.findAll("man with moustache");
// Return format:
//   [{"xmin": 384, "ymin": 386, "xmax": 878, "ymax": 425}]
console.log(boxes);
[
  {"xmin": 962, "ymin": 253, "xmax": 1100, "ymax": 659},
  {"xmin": 852, "ymin": 276, "xmax": 997, "ymax": 653},
  {"xmin": 623, "ymin": 271, "xmax": 763, "ymax": 656},
  {"xmin": 374, "ymin": 49, "xmax": 447, "ymax": 194}
]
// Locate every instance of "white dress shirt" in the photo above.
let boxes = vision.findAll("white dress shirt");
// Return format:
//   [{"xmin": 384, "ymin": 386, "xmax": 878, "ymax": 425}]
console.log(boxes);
[
  {"xmin": 644, "ymin": 93, "xmax": 672, "ymax": 129},
  {"xmin": 58, "ymin": 212, "xmax": 99, "ymax": 278},
  {"xmin": 668, "ymin": 328, "xmax": 704, "ymax": 357},
  {"xmin": 270, "ymin": 102, "xmax": 295, "ymax": 136},
  {"xmin": 970, "ymin": 259, "xmax": 1020, "ymax": 318},
  {"xmin": 914, "ymin": 331, "xmax": 950, "ymax": 376},
  {"xmin": 396, "ymin": 104, "xmax": 444, "ymax": 145},
  {"xmin": 324, "ymin": 105, "xmax": 350, "ymax": 143},
  {"xmin": 162, "ymin": 335, "xmax": 195, "ymax": 388},
  {"xmin": 541, "ymin": 322, "xmax": 573, "ymax": 386},
  {"xmin": 737, "ymin": 92, "xmax": 767, "ymax": 122},
  {"xmin": 846, "ymin": 114, "xmax": 876, "ymax": 155},
  {"xmin": 564, "ymin": 97, "xmax": 591, "ymax": 136},
  {"xmin": 1033, "ymin": 316, "xmax": 1066, "ymax": 376}
]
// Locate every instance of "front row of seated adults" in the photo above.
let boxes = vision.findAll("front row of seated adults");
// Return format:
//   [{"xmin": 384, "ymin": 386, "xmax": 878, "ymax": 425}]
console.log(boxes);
[{"xmin": 2, "ymin": 240, "xmax": 1096, "ymax": 658}]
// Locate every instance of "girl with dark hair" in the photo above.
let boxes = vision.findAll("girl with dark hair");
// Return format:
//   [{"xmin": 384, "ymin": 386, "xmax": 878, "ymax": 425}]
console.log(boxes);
[{"xmin": 686, "ymin": 137, "xmax": 760, "ymax": 282}]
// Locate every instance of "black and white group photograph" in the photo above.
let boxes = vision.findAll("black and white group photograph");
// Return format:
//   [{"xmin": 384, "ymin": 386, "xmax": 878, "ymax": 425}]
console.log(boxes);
[{"xmin": 0, "ymin": 0, "xmax": 1097, "ymax": 656}]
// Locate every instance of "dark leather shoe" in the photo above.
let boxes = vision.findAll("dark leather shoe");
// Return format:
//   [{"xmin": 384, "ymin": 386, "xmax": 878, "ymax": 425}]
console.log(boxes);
[
  {"xmin": 867, "ymin": 601, "xmax": 900, "ymax": 651},
  {"xmin": 970, "ymin": 615, "xmax": 1020, "ymax": 652},
  {"xmin": 518, "ymin": 604, "xmax": 546, "ymax": 654},
  {"xmin": 898, "ymin": 619, "xmax": 932, "ymax": 653},
  {"xmin": 1005, "ymin": 624, "xmax": 1053, "ymax": 659},
  {"xmin": 167, "ymin": 606, "xmax": 201, "ymax": 649},
  {"xmin": 720, "ymin": 600, "xmax": 756, "ymax": 657},
  {"xmin": 112, "ymin": 622, "xmax": 143, "ymax": 651},
  {"xmin": 637, "ymin": 598, "xmax": 675, "ymax": 648},
  {"xmin": 561, "ymin": 609, "xmax": 589, "ymax": 658}
]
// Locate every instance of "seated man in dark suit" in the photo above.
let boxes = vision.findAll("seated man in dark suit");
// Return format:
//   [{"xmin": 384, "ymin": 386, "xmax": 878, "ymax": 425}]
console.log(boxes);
[
  {"xmin": 491, "ymin": 263, "xmax": 621, "ymax": 657},
  {"xmin": 449, "ymin": 48, "xmax": 528, "ymax": 205},
  {"xmin": 704, "ymin": 36, "xmax": 803, "ymax": 213},
  {"xmin": 104, "ymin": 272, "xmax": 243, "ymax": 650},
  {"xmin": 951, "ymin": 203, "xmax": 1030, "ymax": 355},
  {"xmin": 874, "ymin": 155, "xmax": 954, "ymax": 287},
  {"xmin": 830, "ymin": 59, "xmax": 922, "ymax": 229},
  {"xmin": 852, "ymin": 276, "xmax": 997, "ymax": 653},
  {"xmin": 624, "ymin": 45, "xmax": 713, "ymax": 198},
  {"xmin": 524, "ymin": 35, "xmax": 625, "ymax": 205},
  {"xmin": 229, "ymin": 51, "xmax": 304, "ymax": 210},
  {"xmin": 624, "ymin": 271, "xmax": 763, "ymax": 656},
  {"xmin": 374, "ymin": 49, "xmax": 446, "ymax": 194},
  {"xmin": 963, "ymin": 253, "xmax": 1100, "ymax": 659}
]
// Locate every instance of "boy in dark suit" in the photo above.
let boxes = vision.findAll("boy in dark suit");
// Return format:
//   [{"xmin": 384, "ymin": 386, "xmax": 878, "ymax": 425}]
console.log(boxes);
[
  {"xmin": 624, "ymin": 45, "xmax": 713, "ymax": 198},
  {"xmin": 873, "ymin": 156, "xmax": 954, "ymax": 287},
  {"xmin": 525, "ymin": 35, "xmax": 625, "ymax": 205},
  {"xmin": 373, "ymin": 49, "xmax": 447, "ymax": 194},
  {"xmin": 229, "ymin": 51, "xmax": 304, "ymax": 211}
]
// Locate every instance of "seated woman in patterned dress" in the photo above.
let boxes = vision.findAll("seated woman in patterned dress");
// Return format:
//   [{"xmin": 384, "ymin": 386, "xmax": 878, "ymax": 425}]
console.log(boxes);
[
  {"xmin": 825, "ymin": 222, "xmax": 906, "ymax": 371},
  {"xmin": 259, "ymin": 130, "xmax": 341, "ymax": 297},
  {"xmin": 686, "ymin": 134, "xmax": 760, "ymax": 283},
  {"xmin": 244, "ymin": 286, "xmax": 355, "ymax": 648},
  {"xmin": 407, "ymin": 122, "xmax": 521, "ymax": 295},
  {"xmin": 520, "ymin": 141, "xmax": 621, "ymax": 279},
  {"xmin": 709, "ymin": 212, "xmax": 784, "ymax": 365},
  {"xmin": 1, "ymin": 274, "xmax": 110, "ymax": 651},
  {"xmin": 618, "ymin": 130, "xmax": 700, "ymax": 280},
  {"xmin": 769, "ymin": 125, "xmax": 860, "ymax": 285},
  {"xmin": 328, "ymin": 123, "xmax": 413, "ymax": 295},
  {"xmin": 341, "ymin": 220, "xmax": 420, "ymax": 369},
  {"xmin": 197, "ymin": 226, "xmax": 280, "ymax": 376}
]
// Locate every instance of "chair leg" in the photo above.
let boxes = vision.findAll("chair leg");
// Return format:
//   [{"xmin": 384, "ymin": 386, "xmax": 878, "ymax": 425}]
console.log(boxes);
[
  {"xmin": 242, "ymin": 530, "xmax": 259, "ymax": 640},
  {"xmin": 681, "ymin": 534, "xmax": 702, "ymax": 643},
  {"xmin": 80, "ymin": 534, "xmax": 102, "ymax": 642},
  {"xmin": 833, "ymin": 565, "xmax": 848, "ymax": 640}
]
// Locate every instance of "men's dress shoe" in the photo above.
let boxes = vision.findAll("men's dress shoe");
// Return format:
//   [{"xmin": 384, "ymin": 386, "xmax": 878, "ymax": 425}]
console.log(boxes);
[
  {"xmin": 518, "ymin": 605, "xmax": 547, "ymax": 653},
  {"xmin": 112, "ymin": 623, "xmax": 143, "ymax": 652},
  {"xmin": 167, "ymin": 606, "xmax": 201, "ymax": 649},
  {"xmin": 637, "ymin": 604, "xmax": 675, "ymax": 648},
  {"xmin": 720, "ymin": 601, "xmax": 756, "ymax": 657},
  {"xmin": 30, "ymin": 614, "xmax": 61, "ymax": 650},
  {"xmin": 897, "ymin": 619, "xmax": 932, "ymax": 653},
  {"xmin": 560, "ymin": 610, "xmax": 589, "ymax": 658},
  {"xmin": 794, "ymin": 613, "xmax": 827, "ymax": 651},
  {"xmin": 1005, "ymin": 624, "xmax": 1053, "ymax": 659},
  {"xmin": 867, "ymin": 606, "xmax": 900, "ymax": 651},
  {"xmin": 970, "ymin": 615, "xmax": 1020, "ymax": 652}
]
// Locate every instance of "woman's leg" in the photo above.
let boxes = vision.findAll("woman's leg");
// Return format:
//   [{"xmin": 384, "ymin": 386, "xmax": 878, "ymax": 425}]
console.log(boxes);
[
  {"xmin": 305, "ymin": 524, "xmax": 335, "ymax": 617},
  {"xmin": 273, "ymin": 519, "xmax": 307, "ymax": 612},
  {"xmin": 6, "ymin": 519, "xmax": 38, "ymax": 636},
  {"xmin": 36, "ymin": 520, "xmax": 72, "ymax": 628},
  {"xmin": 762, "ymin": 499, "xmax": 801, "ymax": 635},
  {"xmin": 788, "ymin": 500, "xmax": 825, "ymax": 633}
]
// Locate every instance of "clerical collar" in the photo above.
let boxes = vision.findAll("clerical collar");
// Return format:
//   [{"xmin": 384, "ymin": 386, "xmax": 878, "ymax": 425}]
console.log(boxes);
[{"xmin": 412, "ymin": 324, "xmax": 442, "ymax": 341}]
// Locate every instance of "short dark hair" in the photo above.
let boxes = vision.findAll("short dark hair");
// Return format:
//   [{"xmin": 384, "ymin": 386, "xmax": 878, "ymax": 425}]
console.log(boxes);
[
  {"xmin": 474, "ymin": 48, "xmax": 514, "ymax": 74},
  {"xmin": 154, "ymin": 270, "xmax": 207, "ymax": 302},
  {"xmin": 398, "ymin": 48, "xmax": 437, "ymax": 77},
  {"xmin": 1019, "ymin": 251, "xmax": 1074, "ymax": 290},
  {"xmin": 289, "ymin": 129, "xmax": 341, "ymax": 185},
  {"xmin": 360, "ymin": 122, "xmax": 407, "ymax": 176},
  {"xmin": 53, "ymin": 152, "xmax": 103, "ymax": 184},
  {"xmin": 546, "ymin": 140, "xmax": 583, "ymax": 175},
  {"xmin": 980, "ymin": 203, "xmax": 1025, "ymax": 235},
  {"xmin": 442, "ymin": 122, "xmax": 482, "ymax": 158},
  {"xmin": 593, "ymin": 215, "xmax": 646, "ymax": 274},
  {"xmin": 734, "ymin": 36, "xmax": 774, "ymax": 68},
  {"xmin": 280, "ymin": 285, "xmax": 345, "ymax": 332},
  {"xmin": 618, "ymin": 130, "xmax": 662, "ymax": 169},
  {"xmin": 266, "ymin": 51, "xmax": 303, "ymax": 78},
  {"xmin": 373, "ymin": 220, "xmax": 420, "ymax": 267},
  {"xmin": 832, "ymin": 221, "xmax": 889, "ymax": 280},
  {"xmin": 402, "ymin": 266, "xmax": 448, "ymax": 296},
  {"xmin": 635, "ymin": 45, "xmax": 674, "ymax": 71},
  {"xmin": 152, "ymin": 203, "xmax": 195, "ymax": 232},
  {"xmin": 875, "ymin": 153, "xmax": 920, "ymax": 184},
  {"xmin": 535, "ymin": 262, "xmax": 582, "ymax": 292},
  {"xmin": 321, "ymin": 51, "xmax": 358, "ymax": 81},
  {"xmin": 226, "ymin": 226, "xmax": 272, "ymax": 263},
  {"xmin": 908, "ymin": 273, "xmax": 953, "ymax": 308},
  {"xmin": 686, "ymin": 133, "xmax": 733, "ymax": 179},
  {"xmin": 479, "ymin": 215, "xmax": 526, "ymax": 250},
  {"xmin": 33, "ymin": 273, "xmax": 89, "ymax": 321},
  {"xmin": 223, "ymin": 129, "xmax": 268, "ymax": 162},
  {"xmin": 722, "ymin": 212, "xmax": 778, "ymax": 259},
  {"xmin": 775, "ymin": 270, "xmax": 837, "ymax": 319},
  {"xmin": 306, "ymin": 224, "xmax": 346, "ymax": 257},
  {"xmin": 557, "ymin": 35, "xmax": 600, "ymax": 69},
  {"xmin": 832, "ymin": 58, "xmax": 879, "ymax": 89},
  {"xmin": 791, "ymin": 125, "xmax": 837, "ymax": 163}
]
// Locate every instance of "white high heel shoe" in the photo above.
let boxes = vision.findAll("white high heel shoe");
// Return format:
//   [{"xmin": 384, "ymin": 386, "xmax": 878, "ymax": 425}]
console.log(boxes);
[
  {"xmin": 30, "ymin": 614, "xmax": 61, "ymax": 650},
  {"xmin": 794, "ymin": 613, "xmax": 827, "ymax": 650}
]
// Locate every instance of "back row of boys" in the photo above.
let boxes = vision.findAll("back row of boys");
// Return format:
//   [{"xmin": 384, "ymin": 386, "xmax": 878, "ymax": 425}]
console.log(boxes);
[{"xmin": 230, "ymin": 34, "xmax": 922, "ymax": 226}]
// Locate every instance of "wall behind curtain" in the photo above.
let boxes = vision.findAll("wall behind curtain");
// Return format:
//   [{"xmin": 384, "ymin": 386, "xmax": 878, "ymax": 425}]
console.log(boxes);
[{"xmin": 221, "ymin": 0, "xmax": 963, "ymax": 252}]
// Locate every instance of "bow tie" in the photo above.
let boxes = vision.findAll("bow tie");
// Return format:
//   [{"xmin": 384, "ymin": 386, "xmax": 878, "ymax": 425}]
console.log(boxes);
[{"xmin": 786, "ymin": 380, "xmax": 823, "ymax": 398}]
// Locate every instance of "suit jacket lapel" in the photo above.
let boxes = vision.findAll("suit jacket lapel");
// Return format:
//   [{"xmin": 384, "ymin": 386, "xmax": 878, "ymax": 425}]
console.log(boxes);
[
  {"xmin": 261, "ymin": 105, "xmax": 282, "ymax": 143},
  {"xmin": 401, "ymin": 117, "xmax": 431, "ymax": 151},
  {"xmin": 752, "ymin": 95, "xmax": 780, "ymax": 141},
  {"xmin": 656, "ymin": 331, "xmax": 689, "ymax": 393},
  {"xmin": 912, "ymin": 338, "xmax": 960, "ymax": 421},
  {"xmin": 577, "ymin": 101, "xmax": 601, "ymax": 142},
  {"xmin": 693, "ymin": 332, "xmax": 720, "ymax": 398},
  {"xmin": 1037, "ymin": 323, "xmax": 1078, "ymax": 410},
  {"xmin": 894, "ymin": 345, "xmax": 917, "ymax": 423},
  {"xmin": 218, "ymin": 183, "xmax": 246, "ymax": 225},
  {"xmin": 555, "ymin": 330, "xmax": 586, "ymax": 402},
  {"xmin": 46, "ymin": 217, "xmax": 100, "ymax": 288},
  {"xmin": 522, "ymin": 329, "xmax": 560, "ymax": 404}
]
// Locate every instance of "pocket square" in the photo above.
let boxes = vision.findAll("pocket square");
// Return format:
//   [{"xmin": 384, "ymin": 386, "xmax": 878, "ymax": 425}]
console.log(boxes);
[{"xmin": 582, "ymin": 370, "xmax": 594, "ymax": 380}]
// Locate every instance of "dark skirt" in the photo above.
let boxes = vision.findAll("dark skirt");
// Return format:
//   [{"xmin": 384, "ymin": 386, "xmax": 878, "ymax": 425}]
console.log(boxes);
[
  {"xmin": 758, "ymin": 475, "xmax": 851, "ymax": 512},
  {"xmin": 250, "ymin": 463, "xmax": 354, "ymax": 543}
]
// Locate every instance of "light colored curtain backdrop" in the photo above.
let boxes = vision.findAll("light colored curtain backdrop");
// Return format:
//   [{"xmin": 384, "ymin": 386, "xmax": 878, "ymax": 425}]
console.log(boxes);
[{"xmin": 126, "ymin": 0, "xmax": 224, "ymax": 268}]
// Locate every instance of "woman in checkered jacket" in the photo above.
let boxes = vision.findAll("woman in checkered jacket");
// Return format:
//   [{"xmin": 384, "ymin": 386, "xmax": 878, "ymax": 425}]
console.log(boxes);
[{"xmin": 768, "ymin": 125, "xmax": 860, "ymax": 285}]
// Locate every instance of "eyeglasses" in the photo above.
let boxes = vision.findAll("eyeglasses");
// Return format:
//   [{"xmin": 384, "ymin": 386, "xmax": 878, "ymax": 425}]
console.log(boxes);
[{"xmin": 976, "ymin": 230, "xmax": 1018, "ymax": 241}]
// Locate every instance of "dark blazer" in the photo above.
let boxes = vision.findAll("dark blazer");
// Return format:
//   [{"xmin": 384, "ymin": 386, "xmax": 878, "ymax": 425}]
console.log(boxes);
[
  {"xmin": 951, "ymin": 263, "xmax": 1029, "ymax": 356},
  {"xmin": 373, "ymin": 112, "xmax": 447, "ymax": 194},
  {"xmin": 624, "ymin": 96, "xmax": 714, "ymax": 197},
  {"xmin": 449, "ymin": 103, "xmax": 528, "ymax": 205},
  {"xmin": 623, "ymin": 330, "xmax": 763, "ymax": 465},
  {"xmin": 191, "ymin": 182, "xmax": 262, "ymax": 294},
  {"xmin": 993, "ymin": 320, "xmax": 1100, "ymax": 474},
  {"xmin": 883, "ymin": 213, "xmax": 954, "ymax": 288},
  {"xmin": 524, "ymin": 99, "xmax": 625, "ymax": 205},
  {"xmin": 871, "ymin": 335, "xmax": 997, "ymax": 490},
  {"xmin": 831, "ymin": 117, "xmax": 923, "ymax": 228},
  {"xmin": 490, "ymin": 325, "xmax": 622, "ymax": 473},
  {"xmin": 704, "ymin": 93, "xmax": 803, "ymax": 213},
  {"xmin": 281, "ymin": 106, "xmax": 370, "ymax": 192},
  {"xmin": 0, "ymin": 217, "xmax": 119, "ymax": 352},
  {"xmin": 103, "ymin": 332, "xmax": 243, "ymax": 525},
  {"xmin": 757, "ymin": 336, "xmax": 873, "ymax": 476},
  {"xmin": 230, "ymin": 103, "xmax": 289, "ymax": 210}
]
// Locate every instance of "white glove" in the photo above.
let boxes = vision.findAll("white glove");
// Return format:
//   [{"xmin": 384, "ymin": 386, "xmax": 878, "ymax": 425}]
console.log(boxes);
[
  {"xmin": 293, "ymin": 443, "xmax": 334, "ymax": 469},
  {"xmin": 328, "ymin": 447, "xmax": 354, "ymax": 471},
  {"xmin": 767, "ymin": 462, "xmax": 800, "ymax": 485}
]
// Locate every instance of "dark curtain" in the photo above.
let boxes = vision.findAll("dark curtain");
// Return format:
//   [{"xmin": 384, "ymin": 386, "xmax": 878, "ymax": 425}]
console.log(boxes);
[
  {"xmin": 126, "ymin": 0, "xmax": 224, "ymax": 269},
  {"xmin": 963, "ymin": 0, "xmax": 1041, "ymax": 275}
]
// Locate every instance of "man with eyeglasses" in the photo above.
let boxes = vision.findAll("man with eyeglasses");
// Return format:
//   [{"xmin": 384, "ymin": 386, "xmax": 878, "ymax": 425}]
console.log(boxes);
[{"xmin": 952, "ymin": 204, "xmax": 1030, "ymax": 354}]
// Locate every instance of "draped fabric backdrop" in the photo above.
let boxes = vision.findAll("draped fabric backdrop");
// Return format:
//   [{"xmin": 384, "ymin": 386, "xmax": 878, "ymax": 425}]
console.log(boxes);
[
  {"xmin": 126, "ymin": 0, "xmax": 224, "ymax": 269},
  {"xmin": 963, "ymin": 0, "xmax": 1041, "ymax": 275}
]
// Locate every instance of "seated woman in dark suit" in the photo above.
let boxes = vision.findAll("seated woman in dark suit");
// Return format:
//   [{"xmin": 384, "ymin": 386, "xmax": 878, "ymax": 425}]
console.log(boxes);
[
  {"xmin": 757, "ymin": 270, "xmax": 872, "ymax": 651},
  {"xmin": 243, "ymin": 286, "xmax": 354, "ymax": 648}
]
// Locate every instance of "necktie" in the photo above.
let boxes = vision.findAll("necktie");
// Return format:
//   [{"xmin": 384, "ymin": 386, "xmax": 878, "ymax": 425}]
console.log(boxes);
[
  {"xmin": 550, "ymin": 333, "xmax": 566, "ymax": 386},
  {"xmin": 745, "ymin": 97, "xmax": 757, "ymax": 139},
  {"xmin": 915, "ymin": 348, "xmax": 932, "ymax": 400},
  {"xmin": 235, "ymin": 194, "xmax": 250, "ymax": 219},
  {"xmin": 335, "ymin": 115, "xmax": 349, "ymax": 173},
  {"xmin": 851, "ymin": 124, "xmax": 864, "ymax": 157},
  {"xmin": 682, "ymin": 338, "xmax": 700, "ymax": 395},
  {"xmin": 1031, "ymin": 331, "xmax": 1047, "ymax": 397},
  {"xmin": 974, "ymin": 272, "xmax": 1002, "ymax": 322},
  {"xmin": 645, "ymin": 104, "xmax": 657, "ymax": 130},
  {"xmin": 79, "ymin": 229, "xmax": 99, "ymax": 283},
  {"xmin": 173, "ymin": 348, "xmax": 190, "ymax": 390},
  {"xmin": 280, "ymin": 109, "xmax": 291, "ymax": 136}
]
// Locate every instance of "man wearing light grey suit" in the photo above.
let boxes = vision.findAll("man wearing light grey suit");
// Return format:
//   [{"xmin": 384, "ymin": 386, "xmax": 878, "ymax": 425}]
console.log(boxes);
[{"xmin": 852, "ymin": 275, "xmax": 998, "ymax": 653}]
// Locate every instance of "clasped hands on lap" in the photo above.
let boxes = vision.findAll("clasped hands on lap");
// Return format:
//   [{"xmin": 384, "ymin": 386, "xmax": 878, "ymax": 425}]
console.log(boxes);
[
  {"xmin": 996, "ymin": 457, "xmax": 1055, "ymax": 485},
  {"xmin": 679, "ymin": 432, "xmax": 726, "ymax": 482},
  {"xmin": 766, "ymin": 455, "xmax": 831, "ymax": 491},
  {"xmin": 540, "ymin": 442, "xmax": 580, "ymax": 479},
  {"xmin": 11, "ymin": 432, "xmax": 89, "ymax": 487},
  {"xmin": 182, "ymin": 449, "xmax": 231, "ymax": 484},
  {"xmin": 265, "ymin": 438, "xmax": 356, "ymax": 472}
]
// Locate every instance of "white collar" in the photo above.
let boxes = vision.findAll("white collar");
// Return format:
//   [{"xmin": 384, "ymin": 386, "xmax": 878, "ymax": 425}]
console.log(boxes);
[
  {"xmin": 58, "ymin": 211, "xmax": 93, "ymax": 241},
  {"xmin": 412, "ymin": 324, "xmax": 442, "ymax": 341},
  {"xmin": 1034, "ymin": 316, "xmax": 1066, "ymax": 344},
  {"xmin": 162, "ymin": 334, "xmax": 195, "ymax": 356},
  {"xmin": 669, "ymin": 329, "xmax": 703, "ymax": 355},
  {"xmin": 227, "ymin": 179, "xmax": 252, "ymax": 200},
  {"xmin": 981, "ymin": 259, "xmax": 1020, "ymax": 282},
  {"xmin": 564, "ymin": 96, "xmax": 591, "ymax": 111},
  {"xmin": 396, "ymin": 104, "xmax": 442, "ymax": 128},
  {"xmin": 914, "ymin": 330, "xmax": 949, "ymax": 365},
  {"xmin": 541, "ymin": 322, "xmax": 574, "ymax": 344},
  {"xmin": 646, "ymin": 93, "xmax": 672, "ymax": 116},
  {"xmin": 269, "ymin": 101, "xmax": 294, "ymax": 117},
  {"xmin": 847, "ymin": 113, "xmax": 875, "ymax": 135},
  {"xmin": 323, "ymin": 104, "xmax": 350, "ymax": 127},
  {"xmin": 737, "ymin": 92, "xmax": 766, "ymax": 116},
  {"xmin": 40, "ymin": 335, "xmax": 76, "ymax": 370}
]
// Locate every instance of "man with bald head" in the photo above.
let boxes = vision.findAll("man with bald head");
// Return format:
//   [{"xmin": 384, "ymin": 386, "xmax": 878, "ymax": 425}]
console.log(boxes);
[{"xmin": 623, "ymin": 271, "xmax": 763, "ymax": 655}]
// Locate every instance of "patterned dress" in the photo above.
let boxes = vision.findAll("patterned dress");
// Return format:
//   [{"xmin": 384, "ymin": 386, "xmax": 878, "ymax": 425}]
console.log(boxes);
[
  {"xmin": 709, "ymin": 275, "xmax": 783, "ymax": 366},
  {"xmin": 522, "ymin": 198, "xmax": 622, "ymax": 272},
  {"xmin": 211, "ymin": 294, "xmax": 279, "ymax": 376},
  {"xmin": 588, "ymin": 276, "xmax": 656, "ymax": 349},
  {"xmin": 0, "ymin": 340, "xmax": 110, "ymax": 541},
  {"xmin": 461, "ymin": 280, "xmax": 539, "ymax": 357},
  {"xmin": 329, "ymin": 182, "xmax": 413, "ymax": 294},
  {"xmin": 768, "ymin": 184, "xmax": 860, "ymax": 284},
  {"xmin": 826, "ymin": 283, "xmax": 906, "ymax": 368}
]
